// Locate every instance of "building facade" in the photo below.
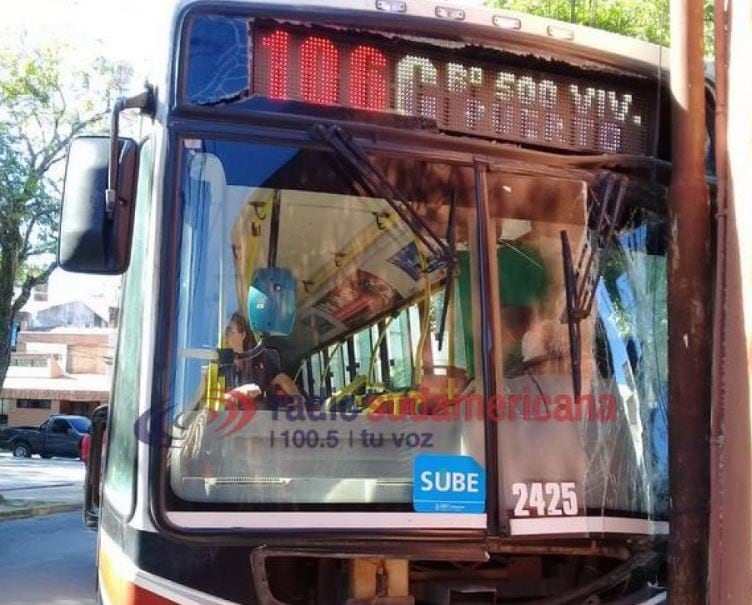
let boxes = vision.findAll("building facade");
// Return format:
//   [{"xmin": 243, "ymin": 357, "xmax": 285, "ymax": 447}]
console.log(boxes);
[{"xmin": 0, "ymin": 330, "xmax": 114, "ymax": 426}]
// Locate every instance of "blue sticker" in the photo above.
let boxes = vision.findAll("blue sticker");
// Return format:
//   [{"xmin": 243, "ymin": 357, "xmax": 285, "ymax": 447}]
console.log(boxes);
[
  {"xmin": 413, "ymin": 454, "xmax": 486, "ymax": 513},
  {"xmin": 388, "ymin": 242, "xmax": 444, "ymax": 280}
]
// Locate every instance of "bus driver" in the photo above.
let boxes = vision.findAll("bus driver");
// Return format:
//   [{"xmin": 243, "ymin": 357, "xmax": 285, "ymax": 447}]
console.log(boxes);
[{"xmin": 222, "ymin": 311, "xmax": 300, "ymax": 409}]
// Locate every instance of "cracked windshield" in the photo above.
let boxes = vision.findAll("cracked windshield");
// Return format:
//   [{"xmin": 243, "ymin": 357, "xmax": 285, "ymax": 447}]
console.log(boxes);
[{"xmin": 168, "ymin": 139, "xmax": 668, "ymax": 520}]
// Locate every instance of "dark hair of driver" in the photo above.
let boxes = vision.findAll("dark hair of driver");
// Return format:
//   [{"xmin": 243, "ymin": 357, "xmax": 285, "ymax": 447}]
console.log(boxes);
[{"xmin": 228, "ymin": 311, "xmax": 253, "ymax": 351}]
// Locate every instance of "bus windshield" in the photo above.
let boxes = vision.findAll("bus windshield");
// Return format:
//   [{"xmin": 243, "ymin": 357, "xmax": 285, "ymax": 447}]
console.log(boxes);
[
  {"xmin": 169, "ymin": 138, "xmax": 485, "ymax": 509},
  {"xmin": 166, "ymin": 135, "xmax": 668, "ymax": 528}
]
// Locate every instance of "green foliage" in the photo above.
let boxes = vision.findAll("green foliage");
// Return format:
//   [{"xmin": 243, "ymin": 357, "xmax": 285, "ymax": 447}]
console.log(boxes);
[
  {"xmin": 0, "ymin": 43, "xmax": 131, "ymax": 381},
  {"xmin": 0, "ymin": 45, "xmax": 131, "ymax": 280},
  {"xmin": 488, "ymin": 0, "xmax": 714, "ymax": 51}
]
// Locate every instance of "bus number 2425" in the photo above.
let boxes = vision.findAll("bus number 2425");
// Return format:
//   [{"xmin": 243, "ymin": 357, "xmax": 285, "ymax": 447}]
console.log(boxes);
[{"xmin": 512, "ymin": 482, "xmax": 579, "ymax": 517}]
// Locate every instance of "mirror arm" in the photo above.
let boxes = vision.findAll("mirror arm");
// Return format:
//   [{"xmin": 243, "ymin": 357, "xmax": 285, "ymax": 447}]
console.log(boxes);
[{"xmin": 106, "ymin": 87, "xmax": 156, "ymax": 216}]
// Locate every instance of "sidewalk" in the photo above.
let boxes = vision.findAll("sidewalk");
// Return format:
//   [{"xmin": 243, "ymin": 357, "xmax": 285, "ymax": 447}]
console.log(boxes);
[
  {"xmin": 0, "ymin": 484, "xmax": 82, "ymax": 521},
  {"xmin": 0, "ymin": 453, "xmax": 84, "ymax": 521}
]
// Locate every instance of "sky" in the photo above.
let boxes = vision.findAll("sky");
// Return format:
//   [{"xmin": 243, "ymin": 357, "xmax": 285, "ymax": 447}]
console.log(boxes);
[
  {"xmin": 3, "ymin": 0, "xmax": 176, "ymax": 304},
  {"xmin": 3, "ymin": 0, "xmax": 173, "ymax": 68},
  {"xmin": 4, "ymin": 0, "xmax": 501, "ymax": 306}
]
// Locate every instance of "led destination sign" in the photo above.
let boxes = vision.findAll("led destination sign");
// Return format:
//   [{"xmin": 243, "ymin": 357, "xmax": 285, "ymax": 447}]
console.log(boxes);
[{"xmin": 252, "ymin": 24, "xmax": 653, "ymax": 155}]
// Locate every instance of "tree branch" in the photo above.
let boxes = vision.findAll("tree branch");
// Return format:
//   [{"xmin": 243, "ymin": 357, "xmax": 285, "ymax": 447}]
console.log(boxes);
[
  {"xmin": 23, "ymin": 136, "xmax": 38, "ymax": 170},
  {"xmin": 46, "ymin": 180, "xmax": 62, "ymax": 197},
  {"xmin": 11, "ymin": 262, "xmax": 57, "ymax": 318},
  {"xmin": 35, "ymin": 115, "xmax": 103, "ymax": 175},
  {"xmin": 33, "ymin": 113, "xmax": 49, "ymax": 150},
  {"xmin": 21, "ymin": 244, "xmax": 56, "ymax": 260},
  {"xmin": 19, "ymin": 214, "xmax": 39, "ymax": 260}
]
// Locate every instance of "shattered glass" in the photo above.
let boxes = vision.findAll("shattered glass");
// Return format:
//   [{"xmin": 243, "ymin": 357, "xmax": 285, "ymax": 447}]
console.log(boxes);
[
  {"xmin": 186, "ymin": 16, "xmax": 250, "ymax": 105},
  {"xmin": 493, "ymin": 171, "xmax": 669, "ymax": 530},
  {"xmin": 588, "ymin": 215, "xmax": 669, "ymax": 517}
]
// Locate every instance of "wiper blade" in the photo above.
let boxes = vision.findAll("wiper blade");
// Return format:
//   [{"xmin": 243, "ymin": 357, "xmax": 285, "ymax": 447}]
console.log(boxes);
[
  {"xmin": 311, "ymin": 124, "xmax": 455, "ymax": 268},
  {"xmin": 560, "ymin": 230, "xmax": 582, "ymax": 400},
  {"xmin": 559, "ymin": 174, "xmax": 627, "ymax": 400}
]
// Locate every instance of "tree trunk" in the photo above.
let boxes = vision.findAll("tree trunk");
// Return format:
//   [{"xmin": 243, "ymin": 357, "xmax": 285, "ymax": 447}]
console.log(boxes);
[{"xmin": 0, "ymin": 236, "xmax": 20, "ymax": 392}]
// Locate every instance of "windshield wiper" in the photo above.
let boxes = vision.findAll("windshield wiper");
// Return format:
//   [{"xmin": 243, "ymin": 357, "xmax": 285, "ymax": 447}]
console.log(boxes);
[
  {"xmin": 559, "ymin": 174, "xmax": 627, "ymax": 400},
  {"xmin": 560, "ymin": 230, "xmax": 582, "ymax": 399},
  {"xmin": 574, "ymin": 175, "xmax": 627, "ymax": 317},
  {"xmin": 311, "ymin": 124, "xmax": 456, "ymax": 269}
]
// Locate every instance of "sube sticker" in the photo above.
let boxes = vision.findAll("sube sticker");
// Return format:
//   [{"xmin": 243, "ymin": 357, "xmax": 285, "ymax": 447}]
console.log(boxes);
[{"xmin": 413, "ymin": 454, "xmax": 486, "ymax": 513}]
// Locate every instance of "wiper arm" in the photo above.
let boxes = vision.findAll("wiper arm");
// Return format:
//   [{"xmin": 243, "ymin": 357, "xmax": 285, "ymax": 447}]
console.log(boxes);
[
  {"xmin": 559, "ymin": 174, "xmax": 627, "ymax": 400},
  {"xmin": 560, "ymin": 230, "xmax": 582, "ymax": 400},
  {"xmin": 573, "ymin": 174, "xmax": 627, "ymax": 316},
  {"xmin": 311, "ymin": 124, "xmax": 455, "ymax": 268}
]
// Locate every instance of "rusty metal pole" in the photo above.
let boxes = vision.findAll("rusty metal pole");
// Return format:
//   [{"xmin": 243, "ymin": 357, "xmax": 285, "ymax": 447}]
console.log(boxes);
[
  {"xmin": 708, "ymin": 0, "xmax": 730, "ymax": 599},
  {"xmin": 708, "ymin": 0, "xmax": 752, "ymax": 600},
  {"xmin": 667, "ymin": 0, "xmax": 711, "ymax": 601}
]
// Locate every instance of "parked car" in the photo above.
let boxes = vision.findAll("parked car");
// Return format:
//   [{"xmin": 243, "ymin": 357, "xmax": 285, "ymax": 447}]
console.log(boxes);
[{"xmin": 0, "ymin": 414, "xmax": 91, "ymax": 459}]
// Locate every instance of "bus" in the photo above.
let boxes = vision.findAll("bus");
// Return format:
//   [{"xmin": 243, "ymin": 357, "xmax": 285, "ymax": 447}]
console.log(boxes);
[{"xmin": 59, "ymin": 0, "xmax": 712, "ymax": 603}]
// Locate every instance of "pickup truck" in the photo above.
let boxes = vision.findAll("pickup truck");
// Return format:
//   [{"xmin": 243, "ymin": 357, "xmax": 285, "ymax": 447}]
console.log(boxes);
[{"xmin": 0, "ymin": 414, "xmax": 91, "ymax": 459}]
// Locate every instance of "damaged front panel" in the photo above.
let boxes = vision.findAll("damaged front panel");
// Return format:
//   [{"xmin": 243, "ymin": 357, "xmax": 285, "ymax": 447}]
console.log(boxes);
[{"xmin": 493, "ymin": 172, "xmax": 668, "ymax": 535}]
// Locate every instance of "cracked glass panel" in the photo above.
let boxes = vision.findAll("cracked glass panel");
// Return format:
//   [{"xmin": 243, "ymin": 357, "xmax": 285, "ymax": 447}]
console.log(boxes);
[
  {"xmin": 168, "ymin": 139, "xmax": 484, "ymax": 511},
  {"xmin": 186, "ymin": 16, "xmax": 250, "ymax": 105},
  {"xmin": 491, "ymin": 172, "xmax": 668, "ymax": 533},
  {"xmin": 588, "ymin": 214, "xmax": 668, "ymax": 518}
]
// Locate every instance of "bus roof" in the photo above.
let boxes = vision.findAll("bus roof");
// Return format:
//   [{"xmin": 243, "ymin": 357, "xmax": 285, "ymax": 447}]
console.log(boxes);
[{"xmin": 172, "ymin": 0, "xmax": 667, "ymax": 78}]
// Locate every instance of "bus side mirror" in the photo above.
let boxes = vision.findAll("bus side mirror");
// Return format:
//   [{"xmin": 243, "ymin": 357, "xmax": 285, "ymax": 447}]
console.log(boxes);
[
  {"xmin": 58, "ymin": 136, "xmax": 138, "ymax": 274},
  {"xmin": 83, "ymin": 404, "xmax": 109, "ymax": 530},
  {"xmin": 247, "ymin": 268, "xmax": 297, "ymax": 336}
]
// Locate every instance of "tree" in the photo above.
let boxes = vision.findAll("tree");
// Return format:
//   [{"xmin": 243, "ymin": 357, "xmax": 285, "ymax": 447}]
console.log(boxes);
[
  {"xmin": 488, "ymin": 0, "xmax": 714, "ymax": 50},
  {"xmin": 0, "ymin": 44, "xmax": 131, "ymax": 389}
]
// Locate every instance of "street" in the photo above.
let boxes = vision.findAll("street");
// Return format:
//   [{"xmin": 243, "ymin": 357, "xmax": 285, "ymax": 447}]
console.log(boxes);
[
  {"xmin": 0, "ymin": 452, "xmax": 85, "ymax": 501},
  {"xmin": 0, "ymin": 453, "xmax": 95, "ymax": 604},
  {"xmin": 0, "ymin": 512, "xmax": 96, "ymax": 605}
]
